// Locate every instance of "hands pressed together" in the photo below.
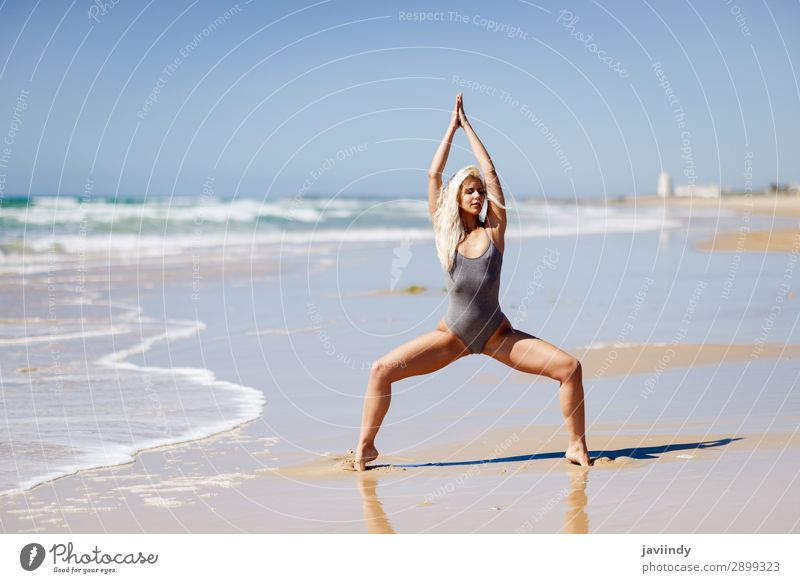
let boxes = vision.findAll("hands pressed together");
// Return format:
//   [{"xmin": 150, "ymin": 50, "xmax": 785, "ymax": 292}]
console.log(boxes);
[{"xmin": 450, "ymin": 92, "xmax": 471, "ymax": 130}]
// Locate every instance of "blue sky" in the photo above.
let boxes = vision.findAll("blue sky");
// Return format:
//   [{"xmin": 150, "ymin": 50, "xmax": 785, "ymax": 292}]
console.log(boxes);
[{"xmin": 0, "ymin": 0, "xmax": 797, "ymax": 199}]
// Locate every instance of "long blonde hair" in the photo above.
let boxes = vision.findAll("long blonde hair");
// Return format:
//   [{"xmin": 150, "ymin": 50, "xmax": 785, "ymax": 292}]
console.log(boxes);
[{"xmin": 432, "ymin": 165, "xmax": 507, "ymax": 273}]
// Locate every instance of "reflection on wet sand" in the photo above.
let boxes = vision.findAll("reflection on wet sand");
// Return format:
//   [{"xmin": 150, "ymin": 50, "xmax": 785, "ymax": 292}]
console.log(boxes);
[
  {"xmin": 352, "ymin": 464, "xmax": 591, "ymax": 535},
  {"xmin": 357, "ymin": 473, "xmax": 395, "ymax": 534},
  {"xmin": 563, "ymin": 467, "xmax": 589, "ymax": 534}
]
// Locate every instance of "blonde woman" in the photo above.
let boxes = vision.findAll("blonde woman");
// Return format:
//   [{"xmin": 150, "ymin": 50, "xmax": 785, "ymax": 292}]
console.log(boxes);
[{"xmin": 350, "ymin": 94, "xmax": 591, "ymax": 470}]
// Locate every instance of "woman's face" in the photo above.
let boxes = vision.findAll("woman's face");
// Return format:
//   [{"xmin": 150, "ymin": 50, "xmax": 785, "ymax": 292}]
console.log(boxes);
[{"xmin": 459, "ymin": 177, "xmax": 486, "ymax": 216}]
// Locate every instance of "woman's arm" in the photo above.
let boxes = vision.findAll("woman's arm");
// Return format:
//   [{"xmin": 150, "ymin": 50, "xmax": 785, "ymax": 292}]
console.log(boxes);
[
  {"xmin": 458, "ymin": 99, "xmax": 507, "ymax": 229},
  {"xmin": 427, "ymin": 94, "xmax": 461, "ymax": 219}
]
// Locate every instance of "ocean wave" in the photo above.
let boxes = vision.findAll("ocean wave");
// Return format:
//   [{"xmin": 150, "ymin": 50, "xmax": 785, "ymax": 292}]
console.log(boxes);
[
  {"xmin": 0, "ymin": 196, "xmax": 683, "ymax": 271},
  {"xmin": 0, "ymin": 302, "xmax": 267, "ymax": 498}
]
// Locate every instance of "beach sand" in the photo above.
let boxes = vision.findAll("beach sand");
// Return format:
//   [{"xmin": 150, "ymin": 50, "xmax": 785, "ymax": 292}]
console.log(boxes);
[
  {"xmin": 1, "ymin": 336, "xmax": 797, "ymax": 534},
  {"xmin": 696, "ymin": 229, "xmax": 800, "ymax": 254},
  {"xmin": 2, "ymin": 420, "xmax": 796, "ymax": 533},
  {"xmin": 2, "ymin": 197, "xmax": 799, "ymax": 534}
]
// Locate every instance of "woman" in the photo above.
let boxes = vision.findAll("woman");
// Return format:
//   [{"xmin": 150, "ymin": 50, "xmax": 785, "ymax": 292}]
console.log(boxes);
[{"xmin": 350, "ymin": 94, "xmax": 591, "ymax": 470}]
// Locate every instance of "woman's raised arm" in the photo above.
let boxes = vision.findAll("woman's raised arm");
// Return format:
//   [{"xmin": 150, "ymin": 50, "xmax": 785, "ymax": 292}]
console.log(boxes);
[
  {"xmin": 427, "ymin": 93, "xmax": 461, "ymax": 220},
  {"xmin": 458, "ymin": 97, "xmax": 507, "ymax": 229}
]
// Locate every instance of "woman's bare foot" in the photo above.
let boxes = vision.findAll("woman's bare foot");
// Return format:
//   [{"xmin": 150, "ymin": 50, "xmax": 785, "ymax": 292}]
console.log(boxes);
[
  {"xmin": 355, "ymin": 443, "xmax": 379, "ymax": 471},
  {"xmin": 339, "ymin": 444, "xmax": 379, "ymax": 471},
  {"xmin": 565, "ymin": 441, "xmax": 592, "ymax": 466}
]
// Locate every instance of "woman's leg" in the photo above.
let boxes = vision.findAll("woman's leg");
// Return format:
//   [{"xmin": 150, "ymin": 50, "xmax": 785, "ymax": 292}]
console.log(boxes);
[
  {"xmin": 355, "ymin": 320, "xmax": 469, "ymax": 470},
  {"xmin": 481, "ymin": 320, "xmax": 592, "ymax": 466}
]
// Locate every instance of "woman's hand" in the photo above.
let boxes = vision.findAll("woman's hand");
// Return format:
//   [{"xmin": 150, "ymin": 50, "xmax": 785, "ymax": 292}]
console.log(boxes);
[
  {"xmin": 457, "ymin": 94, "xmax": 470, "ymax": 128},
  {"xmin": 450, "ymin": 93, "xmax": 462, "ymax": 130},
  {"xmin": 430, "ymin": 94, "xmax": 462, "ymax": 216}
]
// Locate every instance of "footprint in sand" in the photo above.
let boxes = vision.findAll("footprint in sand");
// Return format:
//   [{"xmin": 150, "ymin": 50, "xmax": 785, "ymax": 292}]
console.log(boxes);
[
  {"xmin": 334, "ymin": 450, "xmax": 366, "ymax": 471},
  {"xmin": 338, "ymin": 458, "xmax": 358, "ymax": 471},
  {"xmin": 592, "ymin": 456, "xmax": 638, "ymax": 467},
  {"xmin": 592, "ymin": 456, "xmax": 615, "ymax": 466},
  {"xmin": 564, "ymin": 456, "xmax": 616, "ymax": 466}
]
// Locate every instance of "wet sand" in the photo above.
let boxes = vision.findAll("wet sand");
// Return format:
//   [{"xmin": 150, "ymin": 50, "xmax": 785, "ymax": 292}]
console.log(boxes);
[
  {"xmin": 1, "ymin": 338, "xmax": 797, "ymax": 534},
  {"xmin": 1, "ymin": 418, "xmax": 796, "ymax": 533}
]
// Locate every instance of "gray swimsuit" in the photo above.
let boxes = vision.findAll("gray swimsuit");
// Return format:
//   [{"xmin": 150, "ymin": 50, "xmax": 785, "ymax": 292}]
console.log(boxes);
[{"xmin": 444, "ymin": 233, "xmax": 506, "ymax": 354}]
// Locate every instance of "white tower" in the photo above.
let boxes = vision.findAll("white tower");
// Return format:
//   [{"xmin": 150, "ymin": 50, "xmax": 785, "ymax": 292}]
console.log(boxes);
[{"xmin": 657, "ymin": 171, "xmax": 673, "ymax": 198}]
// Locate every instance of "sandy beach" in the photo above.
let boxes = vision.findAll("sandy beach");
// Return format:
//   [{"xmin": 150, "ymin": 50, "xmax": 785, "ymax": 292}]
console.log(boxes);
[
  {"xmin": 616, "ymin": 193, "xmax": 800, "ymax": 253},
  {"xmin": 697, "ymin": 229, "xmax": 800, "ymax": 254},
  {"xmin": 1, "ymin": 194, "xmax": 798, "ymax": 534},
  {"xmin": 2, "ymin": 421, "xmax": 797, "ymax": 534}
]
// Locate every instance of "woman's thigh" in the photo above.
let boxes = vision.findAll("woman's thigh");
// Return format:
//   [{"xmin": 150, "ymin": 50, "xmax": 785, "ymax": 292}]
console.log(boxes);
[
  {"xmin": 374, "ymin": 320, "xmax": 469, "ymax": 383},
  {"xmin": 481, "ymin": 321, "xmax": 578, "ymax": 381}
]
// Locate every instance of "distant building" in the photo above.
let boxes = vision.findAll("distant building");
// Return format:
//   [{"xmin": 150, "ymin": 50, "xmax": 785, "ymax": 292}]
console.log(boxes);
[
  {"xmin": 674, "ymin": 184, "xmax": 721, "ymax": 198},
  {"xmin": 657, "ymin": 171, "xmax": 673, "ymax": 198},
  {"xmin": 657, "ymin": 170, "xmax": 720, "ymax": 198}
]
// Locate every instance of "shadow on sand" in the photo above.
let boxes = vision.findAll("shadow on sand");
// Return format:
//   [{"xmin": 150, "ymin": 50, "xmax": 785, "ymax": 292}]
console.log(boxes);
[{"xmin": 367, "ymin": 437, "xmax": 742, "ymax": 469}]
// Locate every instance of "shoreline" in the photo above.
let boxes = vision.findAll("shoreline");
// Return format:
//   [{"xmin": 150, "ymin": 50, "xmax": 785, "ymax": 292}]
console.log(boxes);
[{"xmin": 0, "ymin": 254, "xmax": 279, "ymax": 500}]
